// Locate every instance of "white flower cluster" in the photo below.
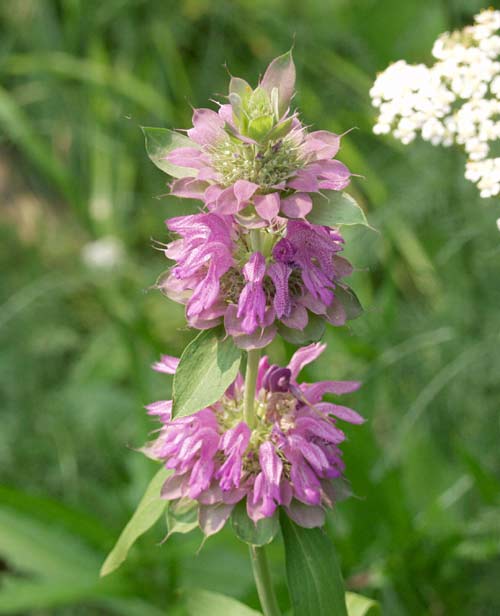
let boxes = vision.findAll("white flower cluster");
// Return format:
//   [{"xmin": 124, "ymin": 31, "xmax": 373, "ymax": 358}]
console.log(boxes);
[{"xmin": 370, "ymin": 8, "xmax": 500, "ymax": 201}]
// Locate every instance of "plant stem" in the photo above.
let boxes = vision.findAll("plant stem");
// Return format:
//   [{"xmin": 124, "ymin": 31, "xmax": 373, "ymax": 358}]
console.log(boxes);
[
  {"xmin": 250, "ymin": 546, "xmax": 282, "ymax": 616},
  {"xmin": 243, "ymin": 348, "xmax": 261, "ymax": 428}
]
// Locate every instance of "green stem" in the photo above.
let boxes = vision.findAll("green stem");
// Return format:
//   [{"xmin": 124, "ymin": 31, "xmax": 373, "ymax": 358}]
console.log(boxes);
[
  {"xmin": 250, "ymin": 546, "xmax": 282, "ymax": 616},
  {"xmin": 243, "ymin": 348, "xmax": 260, "ymax": 428}
]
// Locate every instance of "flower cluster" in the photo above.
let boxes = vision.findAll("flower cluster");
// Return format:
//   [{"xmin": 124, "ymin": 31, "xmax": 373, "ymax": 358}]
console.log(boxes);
[
  {"xmin": 370, "ymin": 8, "xmax": 500, "ymax": 201},
  {"xmin": 144, "ymin": 343, "xmax": 363, "ymax": 533},
  {"xmin": 167, "ymin": 68, "xmax": 351, "ymax": 219},
  {"xmin": 152, "ymin": 52, "xmax": 358, "ymax": 348},
  {"xmin": 159, "ymin": 212, "xmax": 353, "ymax": 349}
]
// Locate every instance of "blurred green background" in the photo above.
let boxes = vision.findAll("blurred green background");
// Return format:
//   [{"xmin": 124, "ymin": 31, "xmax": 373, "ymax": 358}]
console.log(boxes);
[{"xmin": 1, "ymin": 0, "xmax": 499, "ymax": 614}]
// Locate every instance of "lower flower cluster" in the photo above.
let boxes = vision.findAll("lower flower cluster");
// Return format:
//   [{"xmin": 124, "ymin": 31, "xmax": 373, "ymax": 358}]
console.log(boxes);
[{"xmin": 143, "ymin": 343, "xmax": 363, "ymax": 534}]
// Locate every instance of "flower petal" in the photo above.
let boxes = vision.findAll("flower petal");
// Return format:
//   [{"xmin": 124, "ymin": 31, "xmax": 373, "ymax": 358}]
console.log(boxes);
[{"xmin": 288, "ymin": 343, "xmax": 326, "ymax": 380}]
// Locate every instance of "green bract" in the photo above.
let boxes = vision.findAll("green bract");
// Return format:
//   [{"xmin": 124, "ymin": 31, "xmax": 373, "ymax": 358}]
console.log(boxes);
[{"xmin": 308, "ymin": 190, "xmax": 374, "ymax": 230}]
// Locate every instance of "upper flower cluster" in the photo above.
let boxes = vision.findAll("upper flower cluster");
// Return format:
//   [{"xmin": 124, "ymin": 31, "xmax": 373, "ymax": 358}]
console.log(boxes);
[
  {"xmin": 144, "ymin": 343, "xmax": 363, "ymax": 533},
  {"xmin": 370, "ymin": 8, "xmax": 500, "ymax": 200},
  {"xmin": 167, "ymin": 52, "xmax": 351, "ymax": 224}
]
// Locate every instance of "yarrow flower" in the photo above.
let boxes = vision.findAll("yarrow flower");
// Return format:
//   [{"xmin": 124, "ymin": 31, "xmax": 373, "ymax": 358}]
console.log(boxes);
[
  {"xmin": 370, "ymin": 8, "xmax": 500, "ymax": 203},
  {"xmin": 143, "ymin": 343, "xmax": 363, "ymax": 534},
  {"xmin": 157, "ymin": 212, "xmax": 354, "ymax": 348}
]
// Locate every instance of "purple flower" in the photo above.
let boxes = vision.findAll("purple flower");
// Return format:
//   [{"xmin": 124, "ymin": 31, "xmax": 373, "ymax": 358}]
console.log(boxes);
[
  {"xmin": 159, "ymin": 213, "xmax": 354, "ymax": 348},
  {"xmin": 143, "ymin": 343, "xmax": 363, "ymax": 534}
]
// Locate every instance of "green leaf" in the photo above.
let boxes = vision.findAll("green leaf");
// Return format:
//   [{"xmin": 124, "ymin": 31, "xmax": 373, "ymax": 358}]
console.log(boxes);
[
  {"xmin": 141, "ymin": 127, "xmax": 199, "ymax": 178},
  {"xmin": 280, "ymin": 512, "xmax": 348, "ymax": 616},
  {"xmin": 308, "ymin": 191, "xmax": 373, "ymax": 230},
  {"xmin": 346, "ymin": 592, "xmax": 381, "ymax": 616},
  {"xmin": 184, "ymin": 588, "xmax": 262, "ymax": 616},
  {"xmin": 247, "ymin": 115, "xmax": 274, "ymax": 141},
  {"xmin": 278, "ymin": 313, "xmax": 325, "ymax": 345},
  {"xmin": 231, "ymin": 501, "xmax": 279, "ymax": 546},
  {"xmin": 166, "ymin": 498, "xmax": 199, "ymax": 537},
  {"xmin": 335, "ymin": 285, "xmax": 363, "ymax": 321},
  {"xmin": 172, "ymin": 327, "xmax": 242, "ymax": 419},
  {"xmin": 100, "ymin": 467, "xmax": 170, "ymax": 576}
]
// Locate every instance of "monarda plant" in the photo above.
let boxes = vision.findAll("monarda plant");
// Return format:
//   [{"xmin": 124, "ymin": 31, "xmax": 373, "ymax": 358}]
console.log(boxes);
[{"xmin": 101, "ymin": 52, "xmax": 376, "ymax": 616}]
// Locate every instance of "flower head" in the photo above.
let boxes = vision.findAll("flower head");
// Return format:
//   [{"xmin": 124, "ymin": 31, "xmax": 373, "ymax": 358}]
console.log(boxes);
[
  {"xmin": 143, "ymin": 343, "xmax": 363, "ymax": 534},
  {"xmin": 158, "ymin": 212, "xmax": 354, "ymax": 348},
  {"xmin": 164, "ymin": 52, "xmax": 351, "ymax": 225}
]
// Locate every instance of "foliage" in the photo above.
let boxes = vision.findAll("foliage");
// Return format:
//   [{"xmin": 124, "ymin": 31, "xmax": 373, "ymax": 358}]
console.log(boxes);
[{"xmin": 1, "ymin": 0, "xmax": 499, "ymax": 614}]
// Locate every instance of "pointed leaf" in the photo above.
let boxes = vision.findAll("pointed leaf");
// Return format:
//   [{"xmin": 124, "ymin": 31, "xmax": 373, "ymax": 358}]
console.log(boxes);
[
  {"xmin": 100, "ymin": 467, "xmax": 170, "ymax": 576},
  {"xmin": 308, "ymin": 191, "xmax": 374, "ymax": 230},
  {"xmin": 231, "ymin": 501, "xmax": 279, "ymax": 546},
  {"xmin": 261, "ymin": 50, "xmax": 296, "ymax": 116},
  {"xmin": 280, "ymin": 512, "xmax": 348, "ymax": 616},
  {"xmin": 346, "ymin": 592, "xmax": 381, "ymax": 616},
  {"xmin": 142, "ymin": 127, "xmax": 199, "ymax": 178},
  {"xmin": 172, "ymin": 327, "xmax": 242, "ymax": 419},
  {"xmin": 184, "ymin": 588, "xmax": 262, "ymax": 616}
]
